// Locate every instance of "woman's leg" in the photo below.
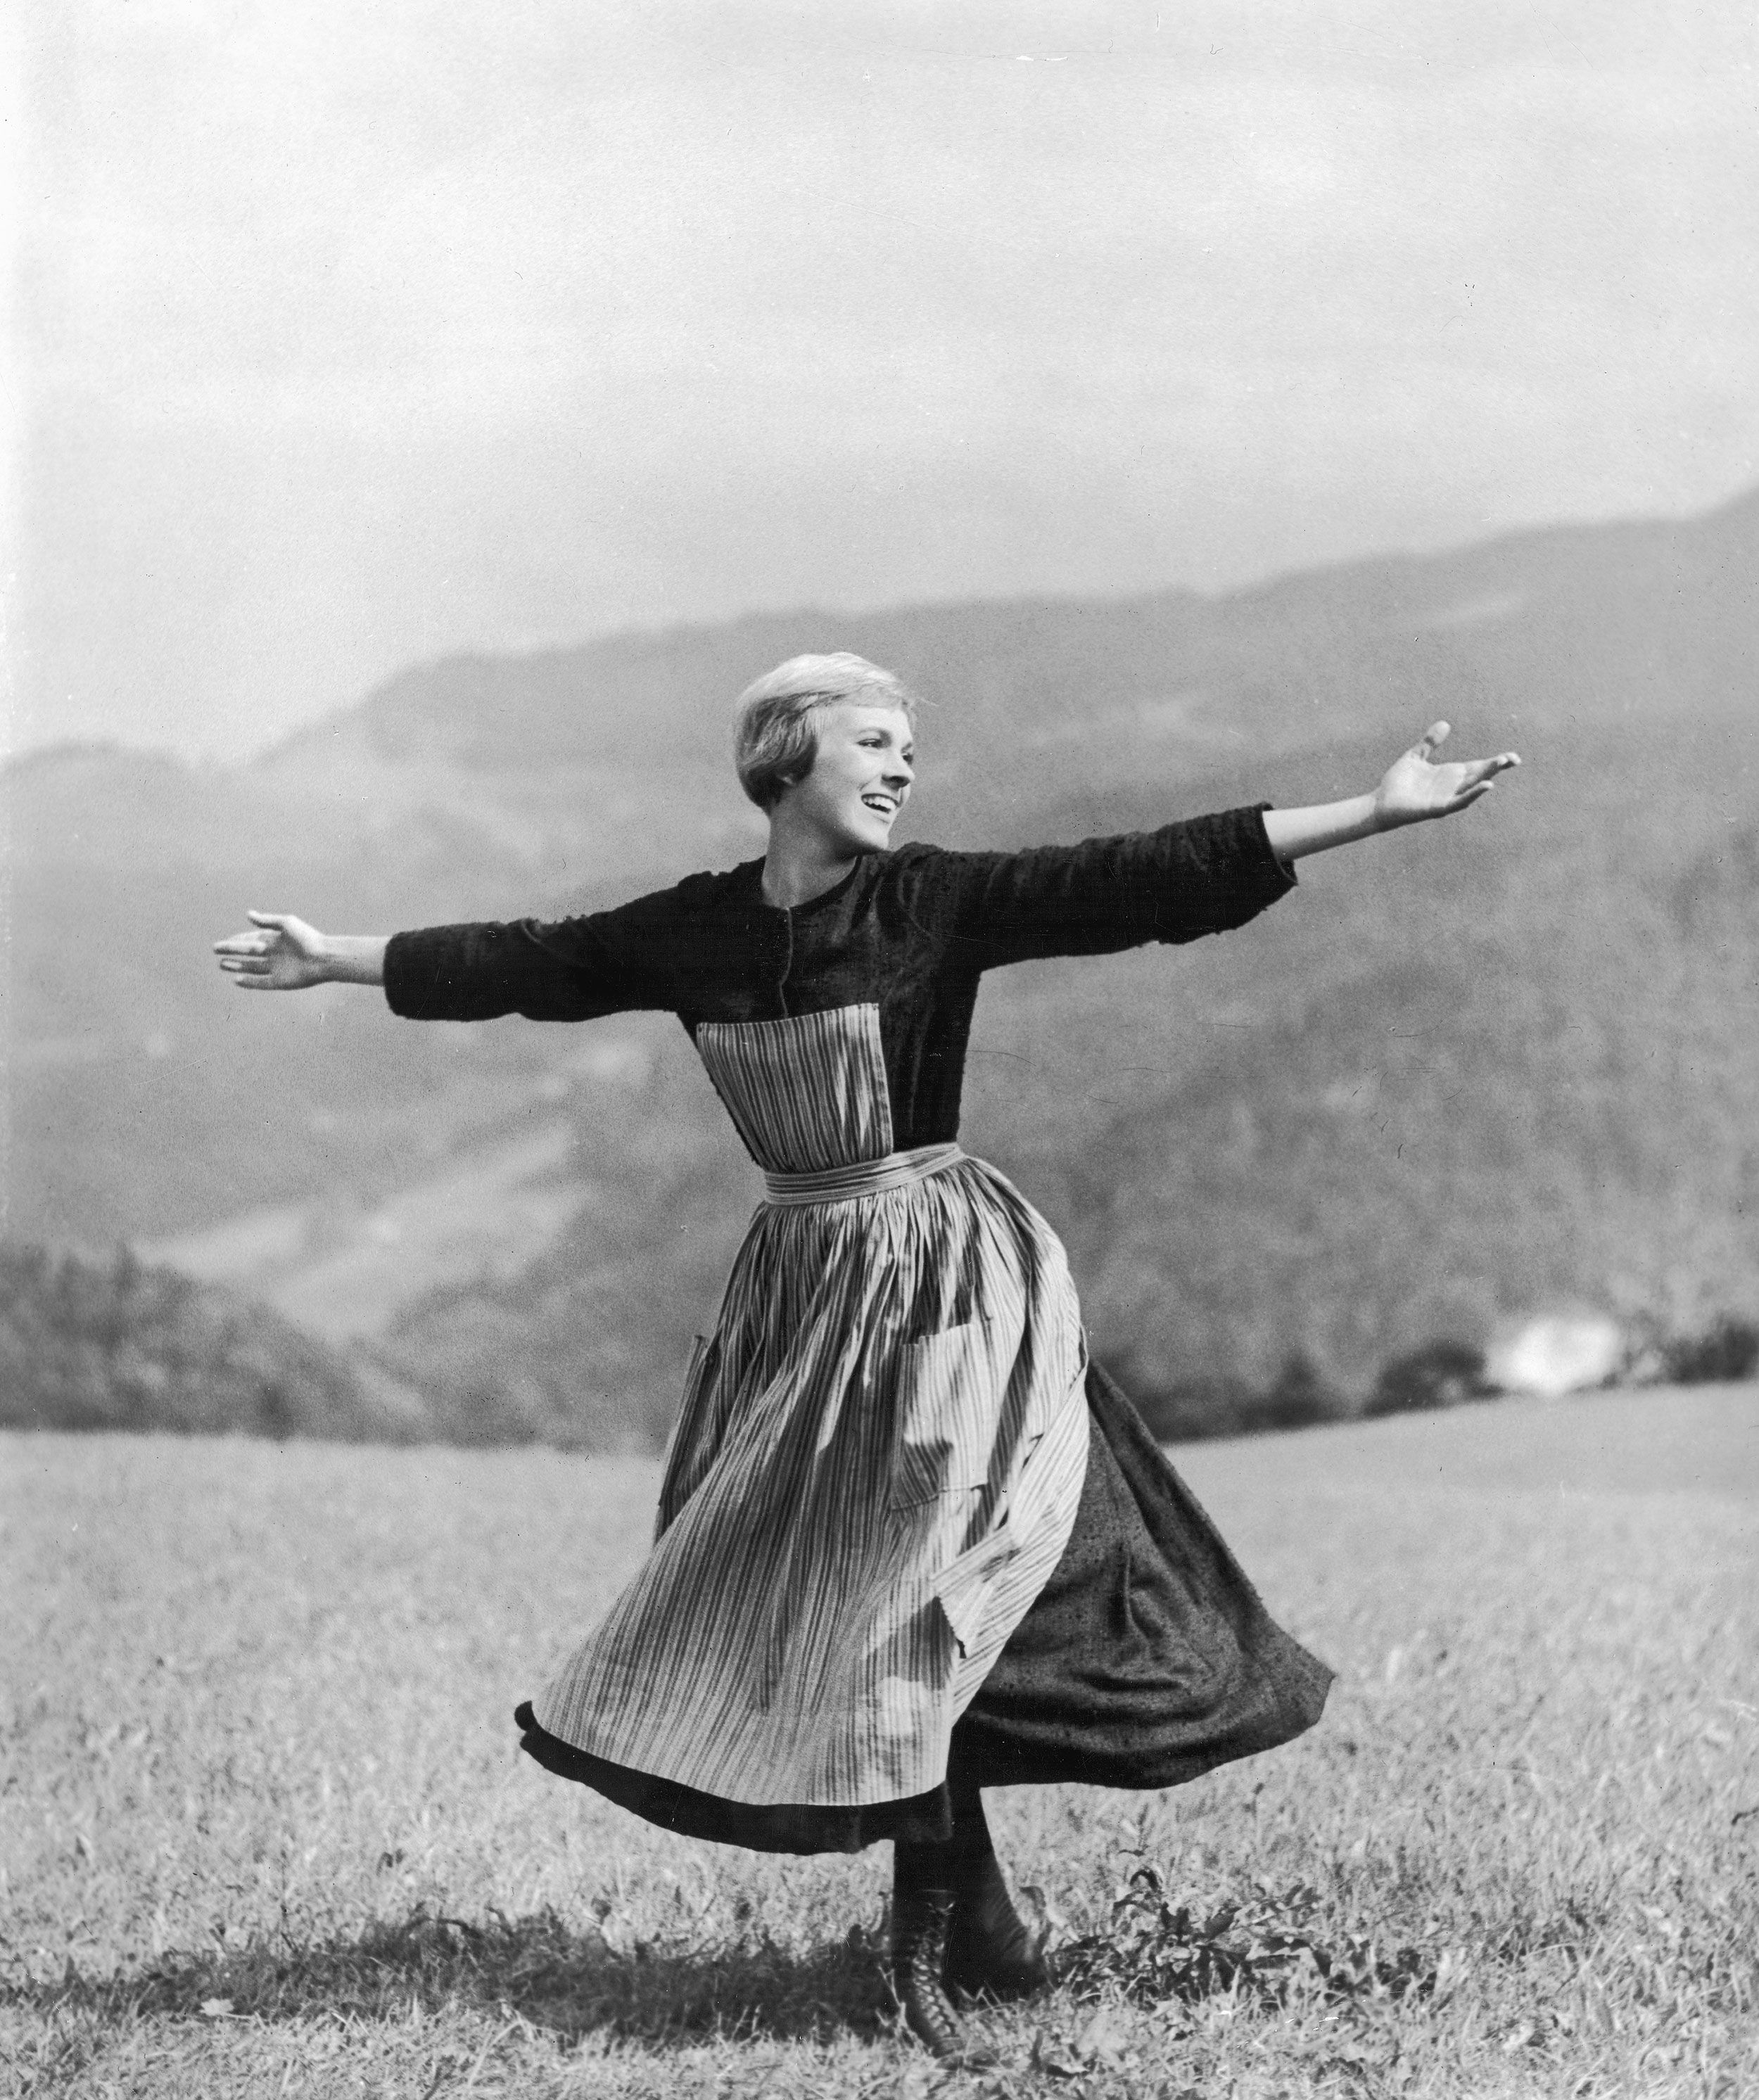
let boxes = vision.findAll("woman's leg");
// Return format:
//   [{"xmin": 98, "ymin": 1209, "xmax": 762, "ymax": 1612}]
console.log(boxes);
[
  {"xmin": 891, "ymin": 1833, "xmax": 997, "ymax": 2064},
  {"xmin": 942, "ymin": 1778, "xmax": 1053, "ymax": 2001}
]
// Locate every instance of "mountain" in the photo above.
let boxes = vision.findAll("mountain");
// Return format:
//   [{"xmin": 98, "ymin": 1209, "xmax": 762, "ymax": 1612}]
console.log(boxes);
[{"xmin": 6, "ymin": 490, "xmax": 1756, "ymax": 1437}]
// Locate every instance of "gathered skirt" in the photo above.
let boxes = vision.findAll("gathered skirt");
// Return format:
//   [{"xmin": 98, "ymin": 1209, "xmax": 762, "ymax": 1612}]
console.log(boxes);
[
  {"xmin": 517, "ymin": 1358, "xmax": 1333, "ymax": 1852},
  {"xmin": 522, "ymin": 1152, "xmax": 1094, "ymax": 1813}
]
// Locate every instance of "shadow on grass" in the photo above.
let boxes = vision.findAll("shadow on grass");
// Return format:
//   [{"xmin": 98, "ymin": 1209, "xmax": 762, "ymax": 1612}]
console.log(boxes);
[{"xmin": 5, "ymin": 1909, "xmax": 896, "ymax": 2047}]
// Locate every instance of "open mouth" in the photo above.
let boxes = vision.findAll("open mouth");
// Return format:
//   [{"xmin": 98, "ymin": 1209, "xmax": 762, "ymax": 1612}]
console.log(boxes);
[{"xmin": 861, "ymin": 794, "xmax": 898, "ymax": 817}]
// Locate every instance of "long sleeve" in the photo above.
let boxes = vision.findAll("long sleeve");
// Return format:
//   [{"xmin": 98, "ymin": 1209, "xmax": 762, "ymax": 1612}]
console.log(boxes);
[
  {"xmin": 932, "ymin": 805, "xmax": 1296, "ymax": 971},
  {"xmin": 383, "ymin": 893, "xmax": 684, "ymax": 1024}
]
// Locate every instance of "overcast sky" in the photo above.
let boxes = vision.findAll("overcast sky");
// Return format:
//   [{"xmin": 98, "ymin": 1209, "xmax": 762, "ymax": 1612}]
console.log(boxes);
[{"xmin": 11, "ymin": 0, "xmax": 1758, "ymax": 761}]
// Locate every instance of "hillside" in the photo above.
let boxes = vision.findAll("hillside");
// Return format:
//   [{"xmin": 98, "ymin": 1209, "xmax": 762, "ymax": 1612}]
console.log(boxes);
[
  {"xmin": 6, "ymin": 491, "xmax": 1756, "ymax": 1437},
  {"xmin": 0, "ymin": 1242, "xmax": 423, "ymax": 1442}
]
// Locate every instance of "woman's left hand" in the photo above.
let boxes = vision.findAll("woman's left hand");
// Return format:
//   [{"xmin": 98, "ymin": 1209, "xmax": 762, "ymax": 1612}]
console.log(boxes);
[{"xmin": 1373, "ymin": 722, "xmax": 1520, "ymax": 829}]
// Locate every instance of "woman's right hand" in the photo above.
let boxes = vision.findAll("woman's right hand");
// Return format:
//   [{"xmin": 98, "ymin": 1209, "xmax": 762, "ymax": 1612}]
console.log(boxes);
[{"xmin": 213, "ymin": 911, "xmax": 332, "ymax": 991}]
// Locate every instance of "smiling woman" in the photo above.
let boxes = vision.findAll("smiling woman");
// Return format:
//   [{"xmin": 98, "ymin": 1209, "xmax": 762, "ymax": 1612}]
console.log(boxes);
[
  {"xmin": 734, "ymin": 654, "xmax": 917, "ymax": 814},
  {"xmin": 212, "ymin": 654, "xmax": 1516, "ymax": 2063}
]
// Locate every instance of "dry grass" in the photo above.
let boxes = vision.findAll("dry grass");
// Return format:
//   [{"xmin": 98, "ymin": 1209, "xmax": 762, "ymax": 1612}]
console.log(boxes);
[{"xmin": 3, "ymin": 1389, "xmax": 1755, "ymax": 2097}]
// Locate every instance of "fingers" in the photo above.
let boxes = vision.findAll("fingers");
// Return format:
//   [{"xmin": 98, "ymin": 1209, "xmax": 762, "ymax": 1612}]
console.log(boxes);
[
  {"xmin": 217, "ymin": 912, "xmax": 305, "ymax": 958},
  {"xmin": 1409, "ymin": 727, "xmax": 1520, "ymax": 772},
  {"xmin": 216, "ymin": 910, "xmax": 309, "ymax": 987},
  {"xmin": 1444, "ymin": 759, "xmax": 1522, "ymax": 811}
]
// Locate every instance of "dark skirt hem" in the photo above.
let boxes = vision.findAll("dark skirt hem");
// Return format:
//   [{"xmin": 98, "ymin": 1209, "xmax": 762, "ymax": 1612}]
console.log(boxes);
[
  {"xmin": 516, "ymin": 1361, "xmax": 1333, "ymax": 1854},
  {"xmin": 514, "ymin": 1701, "xmax": 955, "ymax": 1852}
]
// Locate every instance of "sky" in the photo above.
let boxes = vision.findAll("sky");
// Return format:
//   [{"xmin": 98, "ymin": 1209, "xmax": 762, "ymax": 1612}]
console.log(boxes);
[{"xmin": 10, "ymin": 0, "xmax": 1758, "ymax": 761}]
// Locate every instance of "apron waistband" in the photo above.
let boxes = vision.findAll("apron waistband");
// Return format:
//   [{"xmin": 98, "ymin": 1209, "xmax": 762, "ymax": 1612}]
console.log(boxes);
[{"xmin": 761, "ymin": 1143, "xmax": 967, "ymax": 1207}]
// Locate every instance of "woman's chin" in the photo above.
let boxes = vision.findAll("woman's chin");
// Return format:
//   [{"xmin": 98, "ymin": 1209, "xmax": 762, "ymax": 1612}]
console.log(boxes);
[{"xmin": 834, "ymin": 816, "xmax": 895, "ymax": 855}]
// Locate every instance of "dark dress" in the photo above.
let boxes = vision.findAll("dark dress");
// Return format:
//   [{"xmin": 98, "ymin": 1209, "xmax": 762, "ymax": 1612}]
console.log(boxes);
[{"xmin": 385, "ymin": 808, "xmax": 1333, "ymax": 1852}]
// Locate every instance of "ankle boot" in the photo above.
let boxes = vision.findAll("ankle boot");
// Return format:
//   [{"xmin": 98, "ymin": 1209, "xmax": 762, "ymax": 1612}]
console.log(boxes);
[
  {"xmin": 944, "ymin": 1847, "xmax": 1053, "ymax": 2002},
  {"xmin": 891, "ymin": 1852, "xmax": 998, "ymax": 2065}
]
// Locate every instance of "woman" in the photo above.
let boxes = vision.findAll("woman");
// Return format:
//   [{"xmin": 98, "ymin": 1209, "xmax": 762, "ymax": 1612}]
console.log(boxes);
[{"xmin": 215, "ymin": 654, "xmax": 1518, "ymax": 2063}]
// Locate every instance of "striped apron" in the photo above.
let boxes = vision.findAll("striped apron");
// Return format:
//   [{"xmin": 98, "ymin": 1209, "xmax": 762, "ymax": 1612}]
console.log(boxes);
[{"xmin": 532, "ymin": 1003, "xmax": 1091, "ymax": 1808}]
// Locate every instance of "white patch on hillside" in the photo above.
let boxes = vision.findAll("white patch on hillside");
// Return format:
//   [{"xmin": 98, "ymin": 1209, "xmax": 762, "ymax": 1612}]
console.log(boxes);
[{"xmin": 1488, "ymin": 1312, "xmax": 1623, "ymax": 1400}]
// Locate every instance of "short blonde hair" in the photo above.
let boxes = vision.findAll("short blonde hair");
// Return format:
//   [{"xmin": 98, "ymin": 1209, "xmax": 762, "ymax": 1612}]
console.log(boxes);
[{"xmin": 732, "ymin": 653, "xmax": 919, "ymax": 810}]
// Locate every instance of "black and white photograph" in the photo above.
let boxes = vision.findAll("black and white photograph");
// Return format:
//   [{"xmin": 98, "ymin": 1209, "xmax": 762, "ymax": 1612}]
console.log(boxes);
[{"xmin": 4, "ymin": 4, "xmax": 1755, "ymax": 2094}]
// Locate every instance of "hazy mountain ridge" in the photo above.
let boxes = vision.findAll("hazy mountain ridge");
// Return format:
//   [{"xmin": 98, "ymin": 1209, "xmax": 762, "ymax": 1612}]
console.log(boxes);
[{"xmin": 7, "ymin": 492, "xmax": 1755, "ymax": 1437}]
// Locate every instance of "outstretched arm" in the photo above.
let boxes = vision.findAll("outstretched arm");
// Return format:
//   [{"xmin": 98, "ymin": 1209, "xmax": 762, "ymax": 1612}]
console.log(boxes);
[
  {"xmin": 213, "ymin": 912, "xmax": 388, "ymax": 990},
  {"xmin": 1262, "ymin": 722, "xmax": 1520, "ymax": 863}
]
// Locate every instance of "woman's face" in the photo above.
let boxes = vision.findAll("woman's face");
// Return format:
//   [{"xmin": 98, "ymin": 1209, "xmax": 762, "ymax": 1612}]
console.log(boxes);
[{"xmin": 780, "ymin": 702, "xmax": 915, "ymax": 855}]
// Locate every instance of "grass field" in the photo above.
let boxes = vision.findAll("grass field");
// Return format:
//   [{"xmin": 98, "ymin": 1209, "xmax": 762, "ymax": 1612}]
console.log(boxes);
[{"xmin": 3, "ymin": 1388, "xmax": 1755, "ymax": 2098}]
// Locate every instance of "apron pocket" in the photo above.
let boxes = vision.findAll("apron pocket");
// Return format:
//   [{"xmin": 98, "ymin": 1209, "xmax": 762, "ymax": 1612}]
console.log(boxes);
[{"xmin": 889, "ymin": 1318, "xmax": 1006, "ymax": 1508}]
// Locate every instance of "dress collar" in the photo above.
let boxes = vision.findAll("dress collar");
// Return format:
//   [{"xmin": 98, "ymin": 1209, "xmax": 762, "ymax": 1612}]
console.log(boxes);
[{"xmin": 746, "ymin": 851, "xmax": 879, "ymax": 917}]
